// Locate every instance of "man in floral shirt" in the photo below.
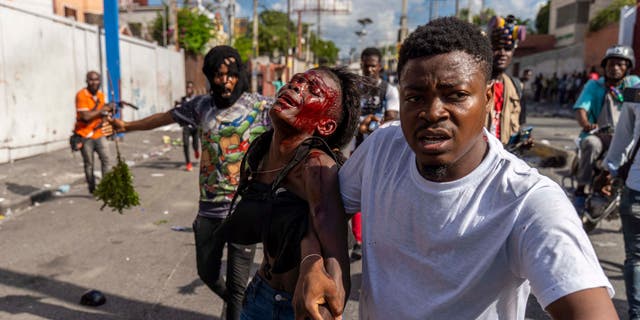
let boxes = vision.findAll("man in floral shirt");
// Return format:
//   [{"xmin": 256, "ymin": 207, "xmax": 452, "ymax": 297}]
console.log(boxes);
[{"xmin": 111, "ymin": 46, "xmax": 273, "ymax": 320}]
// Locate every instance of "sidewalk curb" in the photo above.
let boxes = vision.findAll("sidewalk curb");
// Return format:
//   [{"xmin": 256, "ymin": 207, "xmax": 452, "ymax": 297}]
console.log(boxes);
[{"xmin": 0, "ymin": 179, "xmax": 86, "ymax": 217}]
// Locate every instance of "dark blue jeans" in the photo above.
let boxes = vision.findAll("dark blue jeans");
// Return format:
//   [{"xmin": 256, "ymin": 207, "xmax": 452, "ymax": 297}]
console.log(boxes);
[
  {"xmin": 241, "ymin": 274, "xmax": 294, "ymax": 320},
  {"xmin": 620, "ymin": 186, "xmax": 640, "ymax": 320}
]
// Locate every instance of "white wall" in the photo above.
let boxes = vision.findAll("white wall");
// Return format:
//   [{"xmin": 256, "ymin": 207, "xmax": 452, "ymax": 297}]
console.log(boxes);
[
  {"xmin": 509, "ymin": 43, "xmax": 585, "ymax": 79},
  {"xmin": 0, "ymin": 0, "xmax": 185, "ymax": 163}
]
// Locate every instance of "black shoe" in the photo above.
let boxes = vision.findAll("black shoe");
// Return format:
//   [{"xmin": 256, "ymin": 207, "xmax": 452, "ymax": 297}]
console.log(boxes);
[{"xmin": 350, "ymin": 243, "xmax": 362, "ymax": 262}]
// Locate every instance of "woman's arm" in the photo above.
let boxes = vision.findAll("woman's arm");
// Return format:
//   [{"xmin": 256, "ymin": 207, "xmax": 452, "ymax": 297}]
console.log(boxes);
[{"xmin": 293, "ymin": 150, "xmax": 350, "ymax": 319}]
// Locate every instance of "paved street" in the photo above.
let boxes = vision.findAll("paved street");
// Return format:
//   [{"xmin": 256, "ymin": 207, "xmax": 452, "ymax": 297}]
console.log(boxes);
[{"xmin": 0, "ymin": 116, "xmax": 630, "ymax": 319}]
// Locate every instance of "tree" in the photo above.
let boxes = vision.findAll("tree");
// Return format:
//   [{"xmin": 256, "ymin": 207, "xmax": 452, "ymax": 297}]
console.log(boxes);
[
  {"xmin": 149, "ymin": 7, "xmax": 215, "ymax": 55},
  {"xmin": 535, "ymin": 1, "xmax": 550, "ymax": 34},
  {"xmin": 243, "ymin": 10, "xmax": 340, "ymax": 64},
  {"xmin": 590, "ymin": 0, "xmax": 635, "ymax": 32},
  {"xmin": 472, "ymin": 8, "xmax": 496, "ymax": 26}
]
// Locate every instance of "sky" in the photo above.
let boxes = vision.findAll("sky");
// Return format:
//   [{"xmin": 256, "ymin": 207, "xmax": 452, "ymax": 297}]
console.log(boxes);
[{"xmin": 150, "ymin": 0, "xmax": 548, "ymax": 57}]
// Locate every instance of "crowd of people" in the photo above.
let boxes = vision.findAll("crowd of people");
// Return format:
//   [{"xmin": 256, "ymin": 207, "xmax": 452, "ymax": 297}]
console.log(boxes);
[
  {"xmin": 531, "ymin": 68, "xmax": 600, "ymax": 105},
  {"xmin": 70, "ymin": 12, "xmax": 640, "ymax": 320}
]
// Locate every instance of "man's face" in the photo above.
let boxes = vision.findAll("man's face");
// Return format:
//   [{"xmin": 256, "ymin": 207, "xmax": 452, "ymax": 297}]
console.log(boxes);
[
  {"xmin": 361, "ymin": 55, "xmax": 382, "ymax": 79},
  {"xmin": 605, "ymin": 58, "xmax": 629, "ymax": 81},
  {"xmin": 86, "ymin": 73, "xmax": 101, "ymax": 94},
  {"xmin": 492, "ymin": 47, "xmax": 514, "ymax": 74},
  {"xmin": 186, "ymin": 83, "xmax": 194, "ymax": 96},
  {"xmin": 399, "ymin": 51, "xmax": 492, "ymax": 181},
  {"xmin": 212, "ymin": 63, "xmax": 238, "ymax": 98},
  {"xmin": 522, "ymin": 70, "xmax": 532, "ymax": 82},
  {"xmin": 271, "ymin": 69, "xmax": 341, "ymax": 135}
]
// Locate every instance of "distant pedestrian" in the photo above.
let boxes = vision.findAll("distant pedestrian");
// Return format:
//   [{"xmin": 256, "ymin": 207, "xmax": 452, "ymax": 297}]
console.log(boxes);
[
  {"xmin": 486, "ymin": 15, "xmax": 526, "ymax": 143},
  {"xmin": 589, "ymin": 66, "xmax": 600, "ymax": 80},
  {"xmin": 176, "ymin": 81, "xmax": 199, "ymax": 171},
  {"xmin": 74, "ymin": 71, "xmax": 113, "ymax": 194}
]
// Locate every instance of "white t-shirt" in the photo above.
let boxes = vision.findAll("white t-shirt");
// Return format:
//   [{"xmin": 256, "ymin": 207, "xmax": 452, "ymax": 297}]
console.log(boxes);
[{"xmin": 339, "ymin": 123, "xmax": 613, "ymax": 320}]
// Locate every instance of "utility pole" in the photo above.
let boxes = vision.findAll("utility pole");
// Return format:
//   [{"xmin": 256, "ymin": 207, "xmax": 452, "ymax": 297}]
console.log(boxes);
[
  {"xmin": 398, "ymin": 0, "xmax": 408, "ymax": 44},
  {"xmin": 170, "ymin": 0, "xmax": 178, "ymax": 50},
  {"xmin": 455, "ymin": 0, "xmax": 460, "ymax": 18},
  {"xmin": 251, "ymin": 0, "xmax": 258, "ymax": 93},
  {"xmin": 103, "ymin": 0, "xmax": 121, "ymax": 107},
  {"xmin": 228, "ymin": 0, "xmax": 235, "ymax": 45},
  {"xmin": 285, "ymin": 0, "xmax": 291, "ymax": 81}
]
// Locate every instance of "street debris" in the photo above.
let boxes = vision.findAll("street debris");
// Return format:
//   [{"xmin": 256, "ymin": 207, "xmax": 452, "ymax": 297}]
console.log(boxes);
[
  {"xmin": 171, "ymin": 226, "xmax": 193, "ymax": 232},
  {"xmin": 154, "ymin": 219, "xmax": 169, "ymax": 225},
  {"xmin": 80, "ymin": 289, "xmax": 106, "ymax": 307},
  {"xmin": 58, "ymin": 185, "xmax": 70, "ymax": 194},
  {"xmin": 151, "ymin": 173, "xmax": 165, "ymax": 177}
]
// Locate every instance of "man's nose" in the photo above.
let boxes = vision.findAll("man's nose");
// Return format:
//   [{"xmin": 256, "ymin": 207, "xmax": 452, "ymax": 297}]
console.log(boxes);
[{"xmin": 418, "ymin": 99, "xmax": 448, "ymax": 123}]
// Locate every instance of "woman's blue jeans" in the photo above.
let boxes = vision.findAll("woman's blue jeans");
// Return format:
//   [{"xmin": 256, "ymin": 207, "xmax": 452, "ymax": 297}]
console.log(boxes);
[
  {"xmin": 241, "ymin": 274, "xmax": 294, "ymax": 320},
  {"xmin": 620, "ymin": 186, "xmax": 640, "ymax": 319}
]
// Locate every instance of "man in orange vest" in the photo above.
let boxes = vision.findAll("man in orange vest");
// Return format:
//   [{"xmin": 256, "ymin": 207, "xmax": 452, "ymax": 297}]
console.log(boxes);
[{"xmin": 74, "ymin": 71, "xmax": 113, "ymax": 193}]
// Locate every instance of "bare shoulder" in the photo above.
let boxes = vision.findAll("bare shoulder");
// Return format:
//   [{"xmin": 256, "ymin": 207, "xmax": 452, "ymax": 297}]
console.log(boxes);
[{"xmin": 301, "ymin": 149, "xmax": 339, "ymax": 184}]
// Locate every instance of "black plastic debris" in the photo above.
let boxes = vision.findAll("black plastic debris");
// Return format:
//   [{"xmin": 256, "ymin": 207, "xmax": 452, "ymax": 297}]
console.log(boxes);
[
  {"xmin": 171, "ymin": 226, "xmax": 193, "ymax": 232},
  {"xmin": 80, "ymin": 289, "xmax": 106, "ymax": 307}
]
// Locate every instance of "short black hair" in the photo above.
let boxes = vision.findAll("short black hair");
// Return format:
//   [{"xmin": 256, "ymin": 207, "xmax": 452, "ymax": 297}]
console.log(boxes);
[
  {"xmin": 398, "ymin": 17, "xmax": 492, "ymax": 82},
  {"xmin": 361, "ymin": 47, "xmax": 382, "ymax": 61},
  {"xmin": 315, "ymin": 66, "xmax": 365, "ymax": 151}
]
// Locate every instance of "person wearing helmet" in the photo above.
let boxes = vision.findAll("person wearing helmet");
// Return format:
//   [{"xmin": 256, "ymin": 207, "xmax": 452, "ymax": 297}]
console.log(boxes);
[{"xmin": 572, "ymin": 45, "xmax": 640, "ymax": 212}]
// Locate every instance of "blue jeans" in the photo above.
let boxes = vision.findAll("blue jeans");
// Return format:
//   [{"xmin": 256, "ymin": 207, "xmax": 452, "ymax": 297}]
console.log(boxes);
[
  {"xmin": 620, "ymin": 187, "xmax": 640, "ymax": 320},
  {"xmin": 241, "ymin": 274, "xmax": 294, "ymax": 320}
]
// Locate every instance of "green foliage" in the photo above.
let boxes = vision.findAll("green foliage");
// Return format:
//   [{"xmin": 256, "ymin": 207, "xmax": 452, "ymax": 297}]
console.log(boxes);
[
  {"xmin": 256, "ymin": 10, "xmax": 296, "ymax": 58},
  {"xmin": 472, "ymin": 8, "xmax": 497, "ymax": 26},
  {"xmin": 590, "ymin": 0, "xmax": 635, "ymax": 32},
  {"xmin": 309, "ymin": 33, "xmax": 339, "ymax": 64},
  {"xmin": 535, "ymin": 1, "xmax": 550, "ymax": 34},
  {"xmin": 242, "ymin": 10, "xmax": 339, "ymax": 64},
  {"xmin": 94, "ymin": 144, "xmax": 140, "ymax": 214},
  {"xmin": 233, "ymin": 35, "xmax": 253, "ymax": 63},
  {"xmin": 177, "ymin": 8, "xmax": 215, "ymax": 54},
  {"xmin": 149, "ymin": 7, "xmax": 214, "ymax": 54}
]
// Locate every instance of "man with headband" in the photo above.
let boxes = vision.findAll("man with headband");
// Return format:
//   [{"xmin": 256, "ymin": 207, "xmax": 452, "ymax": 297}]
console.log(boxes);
[
  {"xmin": 110, "ymin": 45, "xmax": 273, "ymax": 320},
  {"xmin": 486, "ymin": 15, "xmax": 527, "ymax": 146}
]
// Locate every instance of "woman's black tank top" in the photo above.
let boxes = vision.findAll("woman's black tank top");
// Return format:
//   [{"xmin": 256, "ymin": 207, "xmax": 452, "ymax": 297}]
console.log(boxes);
[{"xmin": 216, "ymin": 130, "xmax": 339, "ymax": 276}]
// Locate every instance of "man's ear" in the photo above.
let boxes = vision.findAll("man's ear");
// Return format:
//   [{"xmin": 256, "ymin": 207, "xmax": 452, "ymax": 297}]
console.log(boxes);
[
  {"xmin": 316, "ymin": 119, "xmax": 337, "ymax": 137},
  {"xmin": 485, "ymin": 80, "xmax": 495, "ymax": 113}
]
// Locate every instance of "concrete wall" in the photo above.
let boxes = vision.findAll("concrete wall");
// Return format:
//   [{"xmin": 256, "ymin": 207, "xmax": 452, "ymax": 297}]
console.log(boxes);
[
  {"xmin": 509, "ymin": 43, "xmax": 585, "ymax": 77},
  {"xmin": 584, "ymin": 23, "xmax": 620, "ymax": 72},
  {"xmin": 0, "ymin": 0, "xmax": 185, "ymax": 163}
]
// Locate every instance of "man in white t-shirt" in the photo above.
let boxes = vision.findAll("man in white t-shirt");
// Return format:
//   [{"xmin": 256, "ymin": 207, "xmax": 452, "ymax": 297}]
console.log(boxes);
[{"xmin": 293, "ymin": 17, "xmax": 616, "ymax": 320}]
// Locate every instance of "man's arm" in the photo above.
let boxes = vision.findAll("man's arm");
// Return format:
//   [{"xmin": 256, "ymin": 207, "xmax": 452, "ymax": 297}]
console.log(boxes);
[
  {"xmin": 545, "ymin": 287, "xmax": 617, "ymax": 320},
  {"xmin": 575, "ymin": 109, "xmax": 596, "ymax": 132},
  {"xmin": 111, "ymin": 111, "xmax": 175, "ymax": 132},
  {"xmin": 78, "ymin": 103, "xmax": 113, "ymax": 122}
]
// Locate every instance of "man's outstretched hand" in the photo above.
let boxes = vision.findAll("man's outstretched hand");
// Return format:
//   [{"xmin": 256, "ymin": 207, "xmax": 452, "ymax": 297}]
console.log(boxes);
[
  {"xmin": 293, "ymin": 256, "xmax": 344, "ymax": 320},
  {"xmin": 108, "ymin": 117, "xmax": 126, "ymax": 133}
]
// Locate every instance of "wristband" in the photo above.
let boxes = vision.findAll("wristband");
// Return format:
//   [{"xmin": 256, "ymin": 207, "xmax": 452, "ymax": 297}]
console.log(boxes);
[{"xmin": 300, "ymin": 253, "xmax": 322, "ymax": 266}]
